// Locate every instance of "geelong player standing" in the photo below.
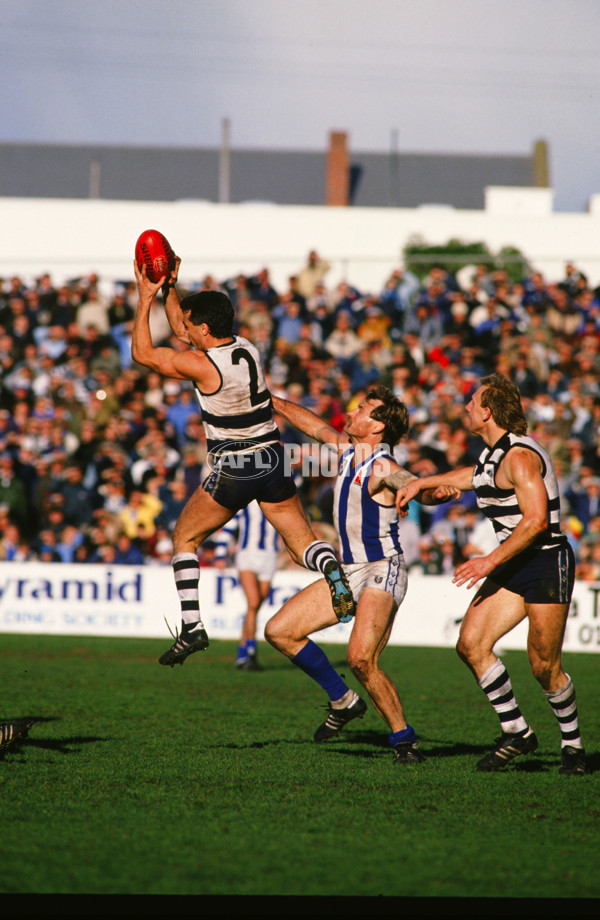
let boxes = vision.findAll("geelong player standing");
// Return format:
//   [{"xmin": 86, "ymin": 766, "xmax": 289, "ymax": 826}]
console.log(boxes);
[{"xmin": 396, "ymin": 374, "xmax": 585, "ymax": 775}]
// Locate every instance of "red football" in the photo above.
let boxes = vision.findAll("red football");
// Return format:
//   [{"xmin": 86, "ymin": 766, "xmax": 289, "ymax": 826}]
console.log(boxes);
[{"xmin": 135, "ymin": 229, "xmax": 175, "ymax": 283}]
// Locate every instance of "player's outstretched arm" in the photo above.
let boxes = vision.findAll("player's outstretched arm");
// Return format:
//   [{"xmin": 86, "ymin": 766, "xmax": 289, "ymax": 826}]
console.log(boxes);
[
  {"xmin": 371, "ymin": 463, "xmax": 417, "ymax": 495},
  {"xmin": 161, "ymin": 257, "xmax": 190, "ymax": 344},
  {"xmin": 272, "ymin": 395, "xmax": 346, "ymax": 449},
  {"xmin": 395, "ymin": 466, "xmax": 474, "ymax": 512}
]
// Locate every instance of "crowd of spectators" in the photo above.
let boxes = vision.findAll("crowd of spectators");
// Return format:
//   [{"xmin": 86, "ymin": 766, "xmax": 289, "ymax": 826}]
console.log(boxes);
[{"xmin": 1, "ymin": 250, "xmax": 600, "ymax": 582}]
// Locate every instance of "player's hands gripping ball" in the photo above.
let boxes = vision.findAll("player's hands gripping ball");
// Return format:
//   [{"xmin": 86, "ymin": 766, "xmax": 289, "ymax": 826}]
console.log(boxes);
[{"xmin": 134, "ymin": 229, "xmax": 175, "ymax": 283}]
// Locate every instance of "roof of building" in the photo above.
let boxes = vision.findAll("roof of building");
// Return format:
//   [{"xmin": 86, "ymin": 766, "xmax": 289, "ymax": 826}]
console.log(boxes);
[{"xmin": 0, "ymin": 141, "xmax": 538, "ymax": 209}]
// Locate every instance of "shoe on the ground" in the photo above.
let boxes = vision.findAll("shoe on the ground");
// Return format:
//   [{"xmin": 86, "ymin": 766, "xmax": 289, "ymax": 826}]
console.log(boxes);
[
  {"xmin": 236, "ymin": 655, "xmax": 262, "ymax": 671},
  {"xmin": 314, "ymin": 695, "xmax": 367, "ymax": 742},
  {"xmin": 0, "ymin": 719, "xmax": 34, "ymax": 754},
  {"xmin": 159, "ymin": 621, "xmax": 209, "ymax": 667},
  {"xmin": 393, "ymin": 741, "xmax": 425, "ymax": 764},
  {"xmin": 323, "ymin": 560, "xmax": 356, "ymax": 623},
  {"xmin": 476, "ymin": 729, "xmax": 538, "ymax": 772},
  {"xmin": 559, "ymin": 745, "xmax": 586, "ymax": 775}
]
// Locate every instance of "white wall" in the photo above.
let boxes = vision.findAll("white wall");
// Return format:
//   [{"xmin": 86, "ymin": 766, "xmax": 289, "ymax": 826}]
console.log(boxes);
[{"xmin": 2, "ymin": 187, "xmax": 600, "ymax": 295}]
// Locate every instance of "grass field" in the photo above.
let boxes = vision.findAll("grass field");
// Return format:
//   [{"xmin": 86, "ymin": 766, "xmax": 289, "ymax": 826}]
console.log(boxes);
[{"xmin": 1, "ymin": 633, "xmax": 598, "ymax": 900}]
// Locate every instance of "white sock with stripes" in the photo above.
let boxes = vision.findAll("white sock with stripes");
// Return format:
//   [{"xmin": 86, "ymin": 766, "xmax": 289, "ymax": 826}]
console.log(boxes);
[
  {"xmin": 545, "ymin": 675, "xmax": 583, "ymax": 750},
  {"xmin": 478, "ymin": 659, "xmax": 530, "ymax": 736},
  {"xmin": 302, "ymin": 540, "xmax": 338, "ymax": 573},
  {"xmin": 172, "ymin": 552, "xmax": 203, "ymax": 627}
]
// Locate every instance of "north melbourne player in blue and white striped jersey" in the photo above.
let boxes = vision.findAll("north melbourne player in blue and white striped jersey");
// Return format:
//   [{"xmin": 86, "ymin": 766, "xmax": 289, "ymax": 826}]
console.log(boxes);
[
  {"xmin": 396, "ymin": 373, "xmax": 585, "ymax": 775},
  {"xmin": 266, "ymin": 385, "xmax": 457, "ymax": 764},
  {"xmin": 334, "ymin": 445, "xmax": 402, "ymax": 564}
]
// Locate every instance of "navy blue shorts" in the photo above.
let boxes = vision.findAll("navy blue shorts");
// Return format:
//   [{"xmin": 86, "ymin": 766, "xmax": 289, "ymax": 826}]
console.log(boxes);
[
  {"xmin": 489, "ymin": 542, "xmax": 575, "ymax": 604},
  {"xmin": 202, "ymin": 442, "xmax": 296, "ymax": 512}
]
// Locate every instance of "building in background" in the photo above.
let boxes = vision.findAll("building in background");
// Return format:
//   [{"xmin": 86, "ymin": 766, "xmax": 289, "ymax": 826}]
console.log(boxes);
[{"xmin": 0, "ymin": 131, "xmax": 546, "ymax": 210}]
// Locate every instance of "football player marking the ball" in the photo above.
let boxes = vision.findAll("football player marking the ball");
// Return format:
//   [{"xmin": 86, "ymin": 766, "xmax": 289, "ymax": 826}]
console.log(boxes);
[
  {"xmin": 395, "ymin": 374, "xmax": 586, "ymax": 775},
  {"xmin": 132, "ymin": 246, "xmax": 356, "ymax": 667},
  {"xmin": 265, "ymin": 386, "xmax": 459, "ymax": 763}
]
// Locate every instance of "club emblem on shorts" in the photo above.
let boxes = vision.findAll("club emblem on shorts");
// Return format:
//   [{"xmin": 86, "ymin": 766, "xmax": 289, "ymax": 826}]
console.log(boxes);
[
  {"xmin": 206, "ymin": 440, "xmax": 280, "ymax": 480},
  {"xmin": 374, "ymin": 575, "xmax": 383, "ymax": 583}
]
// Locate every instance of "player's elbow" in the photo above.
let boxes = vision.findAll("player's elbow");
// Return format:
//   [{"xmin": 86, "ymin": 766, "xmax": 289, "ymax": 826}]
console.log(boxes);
[
  {"xmin": 131, "ymin": 341, "xmax": 149, "ymax": 366},
  {"xmin": 524, "ymin": 514, "xmax": 548, "ymax": 540}
]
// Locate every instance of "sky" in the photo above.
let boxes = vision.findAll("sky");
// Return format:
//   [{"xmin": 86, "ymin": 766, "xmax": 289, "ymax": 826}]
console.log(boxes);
[{"xmin": 2, "ymin": 0, "xmax": 599, "ymax": 211}]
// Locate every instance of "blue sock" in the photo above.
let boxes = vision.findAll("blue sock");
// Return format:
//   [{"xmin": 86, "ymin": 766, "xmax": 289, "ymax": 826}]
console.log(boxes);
[
  {"xmin": 388, "ymin": 725, "xmax": 416, "ymax": 748},
  {"xmin": 236, "ymin": 643, "xmax": 247, "ymax": 660},
  {"xmin": 247, "ymin": 640, "xmax": 257, "ymax": 655},
  {"xmin": 292, "ymin": 640, "xmax": 349, "ymax": 701}
]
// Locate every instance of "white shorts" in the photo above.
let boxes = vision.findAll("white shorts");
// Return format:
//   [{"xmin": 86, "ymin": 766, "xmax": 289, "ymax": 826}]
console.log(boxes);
[
  {"xmin": 236, "ymin": 548, "xmax": 278, "ymax": 582},
  {"xmin": 342, "ymin": 553, "xmax": 407, "ymax": 608}
]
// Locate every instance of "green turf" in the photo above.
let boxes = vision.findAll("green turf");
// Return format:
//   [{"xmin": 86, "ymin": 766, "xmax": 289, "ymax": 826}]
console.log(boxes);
[{"xmin": 1, "ymin": 634, "xmax": 598, "ymax": 898}]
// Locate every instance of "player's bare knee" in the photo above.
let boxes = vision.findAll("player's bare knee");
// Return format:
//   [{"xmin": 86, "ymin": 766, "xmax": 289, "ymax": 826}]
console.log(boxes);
[
  {"xmin": 348, "ymin": 653, "xmax": 372, "ymax": 683},
  {"xmin": 529, "ymin": 656, "xmax": 556, "ymax": 690},
  {"xmin": 263, "ymin": 619, "xmax": 276, "ymax": 646},
  {"xmin": 264, "ymin": 617, "xmax": 286, "ymax": 648},
  {"xmin": 456, "ymin": 634, "xmax": 471, "ymax": 664}
]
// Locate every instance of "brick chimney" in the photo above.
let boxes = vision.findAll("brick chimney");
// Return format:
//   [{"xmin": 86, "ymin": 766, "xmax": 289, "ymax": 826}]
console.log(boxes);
[{"xmin": 325, "ymin": 131, "xmax": 349, "ymax": 206}]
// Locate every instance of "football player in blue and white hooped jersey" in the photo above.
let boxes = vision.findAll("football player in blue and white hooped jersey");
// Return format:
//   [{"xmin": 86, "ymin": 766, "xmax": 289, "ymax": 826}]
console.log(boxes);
[
  {"xmin": 266, "ymin": 385, "xmax": 458, "ymax": 765},
  {"xmin": 396, "ymin": 373, "xmax": 585, "ymax": 775},
  {"xmin": 133, "ymin": 255, "xmax": 355, "ymax": 669}
]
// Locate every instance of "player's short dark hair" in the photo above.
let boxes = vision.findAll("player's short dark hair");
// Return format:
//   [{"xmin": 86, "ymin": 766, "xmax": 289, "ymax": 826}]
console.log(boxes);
[
  {"xmin": 365, "ymin": 383, "xmax": 410, "ymax": 447},
  {"xmin": 180, "ymin": 291, "xmax": 234, "ymax": 338},
  {"xmin": 480, "ymin": 373, "xmax": 528, "ymax": 435}
]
